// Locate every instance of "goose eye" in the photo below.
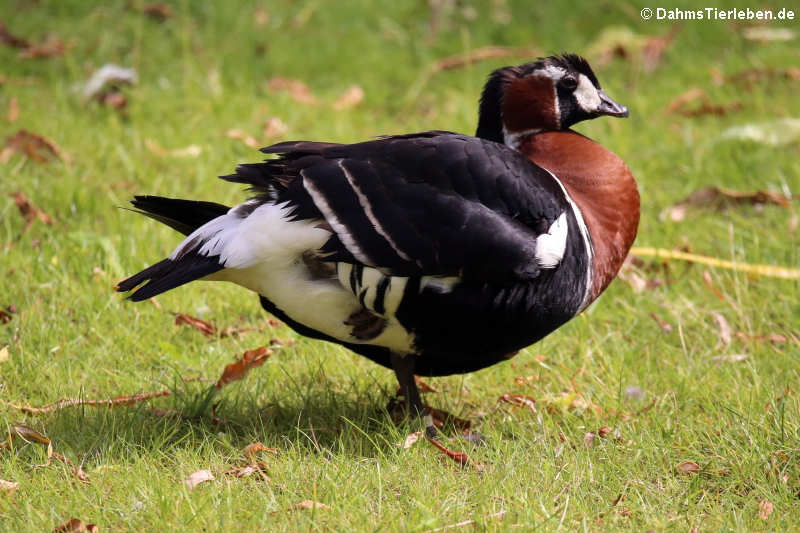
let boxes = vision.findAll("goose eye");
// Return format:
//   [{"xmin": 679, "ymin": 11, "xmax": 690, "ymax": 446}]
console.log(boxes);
[{"xmin": 559, "ymin": 76, "xmax": 578, "ymax": 91}]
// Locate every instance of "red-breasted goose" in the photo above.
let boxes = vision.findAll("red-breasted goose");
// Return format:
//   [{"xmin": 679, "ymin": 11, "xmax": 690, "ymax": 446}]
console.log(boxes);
[{"xmin": 117, "ymin": 54, "xmax": 639, "ymax": 436}]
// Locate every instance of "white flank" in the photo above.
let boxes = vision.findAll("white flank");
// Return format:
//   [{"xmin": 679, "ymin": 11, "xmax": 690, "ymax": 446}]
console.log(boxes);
[
  {"xmin": 180, "ymin": 200, "xmax": 416, "ymax": 353},
  {"xmin": 301, "ymin": 171, "xmax": 374, "ymax": 266},
  {"xmin": 338, "ymin": 160, "xmax": 412, "ymax": 261},
  {"xmin": 539, "ymin": 168, "xmax": 594, "ymax": 309},
  {"xmin": 535, "ymin": 212, "xmax": 568, "ymax": 268},
  {"xmin": 573, "ymin": 74, "xmax": 601, "ymax": 114}
]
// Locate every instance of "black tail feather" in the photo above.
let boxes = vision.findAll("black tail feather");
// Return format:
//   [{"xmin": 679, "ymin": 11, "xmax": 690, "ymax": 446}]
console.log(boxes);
[
  {"xmin": 129, "ymin": 196, "xmax": 230, "ymax": 236},
  {"xmin": 116, "ymin": 253, "xmax": 224, "ymax": 302}
]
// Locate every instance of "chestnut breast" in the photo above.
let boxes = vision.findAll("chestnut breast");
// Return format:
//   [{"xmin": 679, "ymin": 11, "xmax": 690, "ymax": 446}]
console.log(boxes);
[{"xmin": 519, "ymin": 130, "xmax": 640, "ymax": 302}]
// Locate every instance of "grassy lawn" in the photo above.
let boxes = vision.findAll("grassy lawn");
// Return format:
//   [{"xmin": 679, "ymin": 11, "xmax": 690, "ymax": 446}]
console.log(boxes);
[{"xmin": 1, "ymin": 0, "xmax": 799, "ymax": 530}]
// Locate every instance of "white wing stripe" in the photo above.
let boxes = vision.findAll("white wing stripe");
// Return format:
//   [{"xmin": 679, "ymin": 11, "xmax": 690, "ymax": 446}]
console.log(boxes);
[
  {"xmin": 338, "ymin": 159, "xmax": 413, "ymax": 262},
  {"xmin": 540, "ymin": 167, "xmax": 593, "ymax": 310},
  {"xmin": 302, "ymin": 170, "xmax": 374, "ymax": 266}
]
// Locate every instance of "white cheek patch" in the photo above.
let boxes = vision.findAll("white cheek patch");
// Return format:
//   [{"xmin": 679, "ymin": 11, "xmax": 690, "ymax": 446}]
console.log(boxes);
[{"xmin": 574, "ymin": 74, "xmax": 601, "ymax": 113}]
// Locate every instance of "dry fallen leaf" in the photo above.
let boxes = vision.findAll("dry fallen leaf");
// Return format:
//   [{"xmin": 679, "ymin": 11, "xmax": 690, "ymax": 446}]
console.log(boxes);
[
  {"xmin": 262, "ymin": 117, "xmax": 288, "ymax": 140},
  {"xmin": 11, "ymin": 191, "xmax": 54, "ymax": 235},
  {"xmin": 400, "ymin": 431, "xmax": 422, "ymax": 449},
  {"xmin": 223, "ymin": 461, "xmax": 269, "ymax": 479},
  {"xmin": 597, "ymin": 426, "xmax": 612, "ymax": 438},
  {"xmin": 426, "ymin": 436, "xmax": 483, "ymax": 470},
  {"xmin": 216, "ymin": 346, "xmax": 273, "ymax": 388},
  {"xmin": 712, "ymin": 312, "xmax": 732, "ymax": 347},
  {"xmin": 665, "ymin": 87, "xmax": 741, "ymax": 117},
  {"xmin": 184, "ymin": 469, "xmax": 215, "ymax": 491},
  {"xmin": 50, "ymin": 451, "xmax": 90, "ymax": 483},
  {"xmin": 735, "ymin": 332, "xmax": 788, "ymax": 344},
  {"xmin": 7, "ymin": 96, "xmax": 19, "ymax": 122},
  {"xmin": 676, "ymin": 461, "xmax": 701, "ymax": 474},
  {"xmin": 142, "ymin": 3, "xmax": 173, "ymax": 20},
  {"xmin": 19, "ymin": 35, "xmax": 67, "ymax": 59},
  {"xmin": 431, "ymin": 45, "xmax": 539, "ymax": 72},
  {"xmin": 759, "ymin": 500, "xmax": 774, "ymax": 520},
  {"xmin": 285, "ymin": 500, "xmax": 331, "ymax": 512},
  {"xmin": 265, "ymin": 77, "xmax": 317, "ymax": 105},
  {"xmin": 650, "ymin": 312, "xmax": 673, "ymax": 333},
  {"xmin": 0, "ymin": 21, "xmax": 30, "ymax": 48},
  {"xmin": 0, "ymin": 345, "xmax": 8, "ymax": 363},
  {"xmin": 583, "ymin": 432, "xmax": 596, "ymax": 448},
  {"xmin": 662, "ymin": 186, "xmax": 791, "ymax": 221},
  {"xmin": 3, "ymin": 390, "xmax": 170, "ymax": 415},
  {"xmin": 226, "ymin": 128, "xmax": 259, "ymax": 149},
  {"xmin": 174, "ymin": 313, "xmax": 217, "ymax": 336},
  {"xmin": 52, "ymin": 518, "xmax": 98, "ymax": 533},
  {"xmin": 243, "ymin": 442, "xmax": 278, "ymax": 461},
  {"xmin": 332, "ymin": 85, "xmax": 364, "ymax": 110},
  {"xmin": 2, "ymin": 424, "xmax": 51, "ymax": 447},
  {"xmin": 642, "ymin": 25, "xmax": 681, "ymax": 72},
  {"xmin": 498, "ymin": 393, "xmax": 537, "ymax": 414},
  {"xmin": 82, "ymin": 64, "xmax": 137, "ymax": 106},
  {"xmin": 2, "ymin": 131, "xmax": 64, "ymax": 164},
  {"xmin": 0, "ymin": 479, "xmax": 19, "ymax": 493}
]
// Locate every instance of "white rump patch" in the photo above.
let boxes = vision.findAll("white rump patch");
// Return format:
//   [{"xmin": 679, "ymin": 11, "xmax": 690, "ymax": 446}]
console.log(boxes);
[
  {"xmin": 574, "ymin": 74, "xmax": 601, "ymax": 113},
  {"xmin": 535, "ymin": 212, "xmax": 568, "ymax": 268}
]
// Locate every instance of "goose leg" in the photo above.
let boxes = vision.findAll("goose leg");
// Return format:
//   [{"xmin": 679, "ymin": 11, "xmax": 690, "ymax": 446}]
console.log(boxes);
[{"xmin": 390, "ymin": 352, "xmax": 438, "ymax": 440}]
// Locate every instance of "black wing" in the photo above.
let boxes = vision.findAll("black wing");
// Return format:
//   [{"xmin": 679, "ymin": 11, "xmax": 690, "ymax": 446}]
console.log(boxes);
[{"xmin": 223, "ymin": 131, "xmax": 570, "ymax": 283}]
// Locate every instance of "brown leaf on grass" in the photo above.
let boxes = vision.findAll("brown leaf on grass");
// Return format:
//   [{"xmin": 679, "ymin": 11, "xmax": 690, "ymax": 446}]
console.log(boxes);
[
  {"xmin": 735, "ymin": 332, "xmax": 788, "ymax": 343},
  {"xmin": 498, "ymin": 393, "xmax": 537, "ymax": 414},
  {"xmin": 583, "ymin": 432, "xmax": 596, "ymax": 448},
  {"xmin": 399, "ymin": 431, "xmax": 422, "ymax": 449},
  {"xmin": 11, "ymin": 191, "xmax": 54, "ymax": 235},
  {"xmin": 184, "ymin": 469, "xmax": 214, "ymax": 491},
  {"xmin": 144, "ymin": 139, "xmax": 202, "ymax": 158},
  {"xmin": 0, "ymin": 21, "xmax": 30, "ymax": 48},
  {"xmin": 52, "ymin": 518, "xmax": 98, "ymax": 533},
  {"xmin": 285, "ymin": 500, "xmax": 331, "ymax": 512},
  {"xmin": 702, "ymin": 270, "xmax": 726, "ymax": 301},
  {"xmin": 426, "ymin": 436, "xmax": 484, "ymax": 470},
  {"xmin": 253, "ymin": 8, "xmax": 269, "ymax": 26},
  {"xmin": 1, "ymin": 424, "xmax": 51, "ymax": 448},
  {"xmin": 215, "ymin": 346, "xmax": 273, "ymax": 388},
  {"xmin": 665, "ymin": 87, "xmax": 742, "ymax": 117},
  {"xmin": 0, "ymin": 479, "xmax": 19, "ymax": 492},
  {"xmin": 642, "ymin": 25, "xmax": 680, "ymax": 72},
  {"xmin": 7, "ymin": 96, "xmax": 19, "ymax": 122},
  {"xmin": 3, "ymin": 390, "xmax": 170, "ymax": 415},
  {"xmin": 676, "ymin": 461, "xmax": 701, "ymax": 474},
  {"xmin": 226, "ymin": 128, "xmax": 259, "ymax": 149},
  {"xmin": 650, "ymin": 312, "xmax": 673, "ymax": 333},
  {"xmin": 723, "ymin": 67, "xmax": 800, "ymax": 87},
  {"xmin": 265, "ymin": 77, "xmax": 317, "ymax": 105},
  {"xmin": 223, "ymin": 461, "xmax": 269, "ymax": 479},
  {"xmin": 243, "ymin": 442, "xmax": 278, "ymax": 461},
  {"xmin": 268, "ymin": 337, "xmax": 296, "ymax": 347},
  {"xmin": 174, "ymin": 313, "xmax": 217, "ymax": 336},
  {"xmin": 712, "ymin": 312, "xmax": 732, "ymax": 347},
  {"xmin": 19, "ymin": 35, "xmax": 67, "ymax": 59},
  {"xmin": 431, "ymin": 46, "xmax": 539, "ymax": 72},
  {"xmin": 598, "ymin": 426, "xmax": 612, "ymax": 438},
  {"xmin": 2, "ymin": 130, "xmax": 65, "ymax": 164},
  {"xmin": 262, "ymin": 117, "xmax": 288, "ymax": 140},
  {"xmin": 759, "ymin": 500, "xmax": 774, "ymax": 520},
  {"xmin": 142, "ymin": 3, "xmax": 173, "ymax": 20},
  {"xmin": 415, "ymin": 375, "xmax": 439, "ymax": 393},
  {"xmin": 50, "ymin": 452, "xmax": 90, "ymax": 483},
  {"xmin": 0, "ymin": 304, "xmax": 15, "ymax": 324},
  {"xmin": 742, "ymin": 27, "xmax": 796, "ymax": 42},
  {"xmin": 0, "ymin": 345, "xmax": 8, "ymax": 363},
  {"xmin": 662, "ymin": 186, "xmax": 791, "ymax": 222},
  {"xmin": 332, "ymin": 85, "xmax": 364, "ymax": 110}
]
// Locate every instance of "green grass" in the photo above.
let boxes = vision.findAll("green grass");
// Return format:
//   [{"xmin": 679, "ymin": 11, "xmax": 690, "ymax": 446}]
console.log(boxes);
[{"xmin": 1, "ymin": 0, "xmax": 799, "ymax": 530}]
